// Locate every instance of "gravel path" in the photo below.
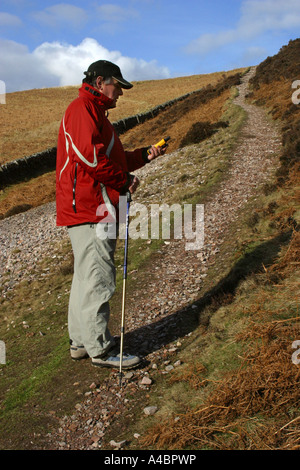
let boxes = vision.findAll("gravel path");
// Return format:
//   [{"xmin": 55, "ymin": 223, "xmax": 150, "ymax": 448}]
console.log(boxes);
[
  {"xmin": 0, "ymin": 68, "xmax": 282, "ymax": 449},
  {"xmin": 0, "ymin": 202, "xmax": 67, "ymax": 297}
]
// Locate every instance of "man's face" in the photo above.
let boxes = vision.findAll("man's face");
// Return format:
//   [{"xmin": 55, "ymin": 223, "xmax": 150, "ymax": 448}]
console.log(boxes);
[{"xmin": 98, "ymin": 78, "xmax": 123, "ymax": 108}]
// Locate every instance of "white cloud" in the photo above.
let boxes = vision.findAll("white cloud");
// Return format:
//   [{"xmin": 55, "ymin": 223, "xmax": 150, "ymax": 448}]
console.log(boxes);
[
  {"xmin": 0, "ymin": 38, "xmax": 170, "ymax": 92},
  {"xmin": 185, "ymin": 30, "xmax": 238, "ymax": 56},
  {"xmin": 0, "ymin": 40, "xmax": 58, "ymax": 92},
  {"xmin": 239, "ymin": 0, "xmax": 300, "ymax": 37},
  {"xmin": 184, "ymin": 0, "xmax": 300, "ymax": 55},
  {"xmin": 0, "ymin": 12, "xmax": 22, "ymax": 27},
  {"xmin": 32, "ymin": 3, "xmax": 88, "ymax": 29}
]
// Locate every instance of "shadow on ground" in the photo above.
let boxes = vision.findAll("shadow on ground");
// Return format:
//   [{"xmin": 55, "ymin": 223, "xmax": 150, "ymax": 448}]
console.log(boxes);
[{"xmin": 123, "ymin": 230, "xmax": 293, "ymax": 358}]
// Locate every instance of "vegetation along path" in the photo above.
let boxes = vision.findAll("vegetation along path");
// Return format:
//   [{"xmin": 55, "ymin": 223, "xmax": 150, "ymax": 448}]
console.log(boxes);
[
  {"xmin": 0, "ymin": 67, "xmax": 282, "ymax": 449},
  {"xmin": 45, "ymin": 67, "xmax": 282, "ymax": 449}
]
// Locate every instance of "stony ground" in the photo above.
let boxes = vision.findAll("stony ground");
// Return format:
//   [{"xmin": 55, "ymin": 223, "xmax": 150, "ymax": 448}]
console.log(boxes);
[{"xmin": 0, "ymin": 67, "xmax": 282, "ymax": 450}]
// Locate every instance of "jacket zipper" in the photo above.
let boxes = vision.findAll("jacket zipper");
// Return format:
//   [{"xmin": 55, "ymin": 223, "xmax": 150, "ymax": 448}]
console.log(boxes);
[{"xmin": 72, "ymin": 163, "xmax": 78, "ymax": 213}]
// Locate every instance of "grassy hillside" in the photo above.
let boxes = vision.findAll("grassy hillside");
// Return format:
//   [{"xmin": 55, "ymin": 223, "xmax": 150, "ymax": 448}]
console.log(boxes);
[
  {"xmin": 0, "ymin": 71, "xmax": 243, "ymax": 219},
  {"xmin": 0, "ymin": 41, "xmax": 299, "ymax": 450},
  {"xmin": 248, "ymin": 38, "xmax": 300, "ymax": 183},
  {"xmin": 0, "ymin": 69, "xmax": 245, "ymax": 165},
  {"xmin": 132, "ymin": 39, "xmax": 300, "ymax": 451}
]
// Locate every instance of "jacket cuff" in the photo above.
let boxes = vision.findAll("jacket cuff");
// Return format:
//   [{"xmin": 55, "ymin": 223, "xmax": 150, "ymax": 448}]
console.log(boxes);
[
  {"xmin": 141, "ymin": 147, "xmax": 151, "ymax": 164},
  {"xmin": 119, "ymin": 172, "xmax": 132, "ymax": 194}
]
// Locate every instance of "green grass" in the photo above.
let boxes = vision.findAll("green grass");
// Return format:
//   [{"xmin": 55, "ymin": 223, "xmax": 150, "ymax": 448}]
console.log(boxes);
[
  {"xmin": 1, "ymin": 76, "xmax": 299, "ymax": 450},
  {"xmin": 100, "ymin": 102, "xmax": 300, "ymax": 450},
  {"xmin": 0, "ymin": 87, "xmax": 247, "ymax": 449},
  {"xmin": 1, "ymin": 337, "xmax": 67, "ymax": 413},
  {"xmin": 117, "ymin": 215, "xmax": 299, "ymax": 450}
]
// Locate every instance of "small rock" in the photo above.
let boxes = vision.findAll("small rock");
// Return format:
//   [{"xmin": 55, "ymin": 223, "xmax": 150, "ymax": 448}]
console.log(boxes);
[
  {"xmin": 140, "ymin": 376, "xmax": 152, "ymax": 386},
  {"xmin": 109, "ymin": 439, "xmax": 127, "ymax": 449},
  {"xmin": 124, "ymin": 371, "xmax": 134, "ymax": 380},
  {"xmin": 143, "ymin": 406, "xmax": 158, "ymax": 416}
]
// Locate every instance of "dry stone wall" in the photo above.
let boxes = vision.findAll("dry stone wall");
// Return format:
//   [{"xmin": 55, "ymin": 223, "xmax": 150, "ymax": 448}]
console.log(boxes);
[{"xmin": 0, "ymin": 90, "xmax": 199, "ymax": 190}]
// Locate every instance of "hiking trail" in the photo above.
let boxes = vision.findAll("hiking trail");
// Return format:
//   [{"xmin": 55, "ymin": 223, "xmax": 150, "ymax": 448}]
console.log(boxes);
[{"xmin": 0, "ymin": 67, "xmax": 282, "ymax": 449}]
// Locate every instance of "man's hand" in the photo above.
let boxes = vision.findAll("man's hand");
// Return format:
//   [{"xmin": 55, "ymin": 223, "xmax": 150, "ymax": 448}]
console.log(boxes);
[
  {"xmin": 128, "ymin": 175, "xmax": 140, "ymax": 194},
  {"xmin": 147, "ymin": 145, "xmax": 167, "ymax": 161}
]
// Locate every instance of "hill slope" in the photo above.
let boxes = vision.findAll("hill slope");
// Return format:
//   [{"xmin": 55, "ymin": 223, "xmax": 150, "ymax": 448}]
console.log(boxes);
[
  {"xmin": 0, "ymin": 69, "xmax": 244, "ymax": 165},
  {"xmin": 0, "ymin": 41, "xmax": 299, "ymax": 451},
  {"xmin": 0, "ymin": 71, "xmax": 241, "ymax": 219},
  {"xmin": 47, "ymin": 64, "xmax": 299, "ymax": 451}
]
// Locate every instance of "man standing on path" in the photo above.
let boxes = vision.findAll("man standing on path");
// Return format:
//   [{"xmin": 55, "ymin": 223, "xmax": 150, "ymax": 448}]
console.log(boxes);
[{"xmin": 56, "ymin": 60, "xmax": 166, "ymax": 369}]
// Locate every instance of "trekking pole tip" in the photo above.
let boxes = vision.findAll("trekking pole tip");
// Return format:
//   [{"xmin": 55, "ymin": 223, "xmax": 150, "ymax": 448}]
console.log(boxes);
[{"xmin": 118, "ymin": 371, "xmax": 123, "ymax": 388}]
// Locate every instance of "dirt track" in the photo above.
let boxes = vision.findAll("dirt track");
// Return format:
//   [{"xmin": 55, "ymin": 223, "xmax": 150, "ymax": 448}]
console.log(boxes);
[
  {"xmin": 38, "ymin": 67, "xmax": 282, "ymax": 449},
  {"xmin": 123, "ymin": 66, "xmax": 281, "ymax": 342}
]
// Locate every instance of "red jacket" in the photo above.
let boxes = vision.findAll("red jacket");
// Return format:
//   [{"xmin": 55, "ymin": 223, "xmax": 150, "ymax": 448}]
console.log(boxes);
[{"xmin": 56, "ymin": 83, "xmax": 148, "ymax": 226}]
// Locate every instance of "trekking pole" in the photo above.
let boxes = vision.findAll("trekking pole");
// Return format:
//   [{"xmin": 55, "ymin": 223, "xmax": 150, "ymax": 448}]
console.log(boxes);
[{"xmin": 119, "ymin": 190, "xmax": 132, "ymax": 387}]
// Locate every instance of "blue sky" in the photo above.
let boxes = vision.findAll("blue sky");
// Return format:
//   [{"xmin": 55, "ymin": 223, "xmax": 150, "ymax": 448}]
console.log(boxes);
[{"xmin": 0, "ymin": 0, "xmax": 299, "ymax": 92}]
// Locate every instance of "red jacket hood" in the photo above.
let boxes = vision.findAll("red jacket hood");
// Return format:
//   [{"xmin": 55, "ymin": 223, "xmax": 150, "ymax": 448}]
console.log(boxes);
[{"xmin": 79, "ymin": 83, "xmax": 114, "ymax": 110}]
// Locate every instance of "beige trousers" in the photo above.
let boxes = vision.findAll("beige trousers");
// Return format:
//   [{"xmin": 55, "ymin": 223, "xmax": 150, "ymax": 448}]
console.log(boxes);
[{"xmin": 67, "ymin": 223, "xmax": 117, "ymax": 358}]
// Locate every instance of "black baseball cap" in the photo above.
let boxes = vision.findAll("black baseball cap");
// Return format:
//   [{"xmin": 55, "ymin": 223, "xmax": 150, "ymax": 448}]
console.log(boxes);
[{"xmin": 83, "ymin": 60, "xmax": 133, "ymax": 89}]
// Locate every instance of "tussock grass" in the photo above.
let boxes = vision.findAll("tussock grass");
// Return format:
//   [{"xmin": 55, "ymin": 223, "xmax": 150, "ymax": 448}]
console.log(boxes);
[
  {"xmin": 137, "ymin": 181, "xmax": 300, "ymax": 451},
  {"xmin": 0, "ymin": 73, "xmax": 247, "ymax": 449},
  {"xmin": 102, "ymin": 44, "xmax": 300, "ymax": 449},
  {"xmin": 0, "ymin": 45, "xmax": 299, "ymax": 450}
]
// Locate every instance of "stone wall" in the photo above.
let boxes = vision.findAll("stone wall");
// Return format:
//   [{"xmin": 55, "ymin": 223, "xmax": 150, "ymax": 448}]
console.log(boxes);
[{"xmin": 0, "ymin": 89, "xmax": 199, "ymax": 189}]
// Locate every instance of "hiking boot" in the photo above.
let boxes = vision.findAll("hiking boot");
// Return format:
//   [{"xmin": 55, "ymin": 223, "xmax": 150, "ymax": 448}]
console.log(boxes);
[
  {"xmin": 92, "ymin": 350, "xmax": 142, "ymax": 369},
  {"xmin": 70, "ymin": 342, "xmax": 88, "ymax": 360}
]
